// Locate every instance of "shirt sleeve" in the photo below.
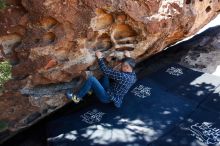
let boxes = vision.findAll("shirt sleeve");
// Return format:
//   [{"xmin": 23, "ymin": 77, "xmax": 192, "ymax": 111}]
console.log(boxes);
[{"xmin": 98, "ymin": 58, "xmax": 124, "ymax": 80}]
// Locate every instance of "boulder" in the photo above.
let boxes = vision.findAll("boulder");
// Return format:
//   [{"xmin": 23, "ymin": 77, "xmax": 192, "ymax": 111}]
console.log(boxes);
[
  {"xmin": 0, "ymin": 0, "xmax": 219, "ymax": 86},
  {"xmin": 0, "ymin": 0, "xmax": 220, "ymax": 141}
]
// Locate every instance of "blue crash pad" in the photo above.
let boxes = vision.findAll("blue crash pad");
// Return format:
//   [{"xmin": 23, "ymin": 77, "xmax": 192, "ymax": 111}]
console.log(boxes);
[
  {"xmin": 201, "ymin": 85, "xmax": 220, "ymax": 113},
  {"xmin": 47, "ymin": 79, "xmax": 197, "ymax": 146},
  {"xmin": 147, "ymin": 64, "xmax": 203, "ymax": 89},
  {"xmin": 167, "ymin": 73, "xmax": 220, "ymax": 103},
  {"xmin": 150, "ymin": 108, "xmax": 220, "ymax": 146},
  {"xmin": 46, "ymin": 64, "xmax": 220, "ymax": 146}
]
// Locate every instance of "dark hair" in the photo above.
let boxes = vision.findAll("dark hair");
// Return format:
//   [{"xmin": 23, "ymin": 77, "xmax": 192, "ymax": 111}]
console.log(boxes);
[{"xmin": 121, "ymin": 57, "xmax": 136, "ymax": 69}]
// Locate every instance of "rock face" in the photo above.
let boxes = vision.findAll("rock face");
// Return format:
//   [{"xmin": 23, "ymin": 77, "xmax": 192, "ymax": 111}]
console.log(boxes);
[
  {"xmin": 137, "ymin": 25, "xmax": 220, "ymax": 80},
  {"xmin": 0, "ymin": 0, "xmax": 220, "ymax": 141},
  {"xmin": 1, "ymin": 0, "xmax": 220, "ymax": 87}
]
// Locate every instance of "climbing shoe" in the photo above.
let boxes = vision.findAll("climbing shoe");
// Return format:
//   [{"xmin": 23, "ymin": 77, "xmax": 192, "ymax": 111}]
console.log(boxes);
[
  {"xmin": 71, "ymin": 95, "xmax": 81, "ymax": 103},
  {"xmin": 65, "ymin": 89, "xmax": 73, "ymax": 100},
  {"xmin": 88, "ymin": 90, "xmax": 93, "ymax": 96},
  {"xmin": 65, "ymin": 89, "xmax": 81, "ymax": 103}
]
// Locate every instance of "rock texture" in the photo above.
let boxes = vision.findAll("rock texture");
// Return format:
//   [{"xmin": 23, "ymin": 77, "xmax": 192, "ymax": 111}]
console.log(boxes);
[
  {"xmin": 0, "ymin": 0, "xmax": 220, "ymax": 142},
  {"xmin": 3, "ymin": 24, "xmax": 220, "ymax": 146},
  {"xmin": 1, "ymin": 0, "xmax": 220, "ymax": 87}
]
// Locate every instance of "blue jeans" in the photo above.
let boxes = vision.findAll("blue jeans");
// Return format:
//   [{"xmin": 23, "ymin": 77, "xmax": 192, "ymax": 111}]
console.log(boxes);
[{"xmin": 77, "ymin": 76, "xmax": 111, "ymax": 103}]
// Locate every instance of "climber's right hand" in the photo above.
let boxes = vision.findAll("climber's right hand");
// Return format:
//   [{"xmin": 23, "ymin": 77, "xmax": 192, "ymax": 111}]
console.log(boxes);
[
  {"xmin": 124, "ymin": 50, "xmax": 131, "ymax": 58},
  {"xmin": 95, "ymin": 51, "xmax": 103, "ymax": 59}
]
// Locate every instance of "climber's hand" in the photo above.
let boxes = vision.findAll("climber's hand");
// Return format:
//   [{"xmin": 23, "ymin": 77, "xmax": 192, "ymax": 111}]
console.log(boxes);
[
  {"xmin": 106, "ymin": 56, "xmax": 112, "ymax": 62},
  {"xmin": 124, "ymin": 50, "xmax": 131, "ymax": 58},
  {"xmin": 96, "ymin": 51, "xmax": 103, "ymax": 59}
]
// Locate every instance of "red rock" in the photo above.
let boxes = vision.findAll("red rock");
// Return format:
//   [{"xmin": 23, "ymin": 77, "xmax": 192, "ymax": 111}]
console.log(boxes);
[
  {"xmin": 39, "ymin": 17, "xmax": 58, "ymax": 30},
  {"xmin": 44, "ymin": 59, "xmax": 57, "ymax": 70},
  {"xmin": 0, "ymin": 0, "xmax": 220, "ymax": 138},
  {"xmin": 91, "ymin": 8, "xmax": 114, "ymax": 30}
]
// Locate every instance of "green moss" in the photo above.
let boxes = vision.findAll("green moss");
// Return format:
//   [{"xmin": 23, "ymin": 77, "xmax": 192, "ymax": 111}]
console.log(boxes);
[
  {"xmin": 0, "ymin": 121, "xmax": 8, "ymax": 132},
  {"xmin": 0, "ymin": 61, "xmax": 11, "ymax": 90},
  {"xmin": 0, "ymin": 0, "xmax": 6, "ymax": 10}
]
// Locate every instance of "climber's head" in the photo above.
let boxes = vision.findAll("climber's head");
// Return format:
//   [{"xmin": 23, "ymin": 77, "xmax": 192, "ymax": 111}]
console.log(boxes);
[{"xmin": 120, "ymin": 57, "xmax": 136, "ymax": 73}]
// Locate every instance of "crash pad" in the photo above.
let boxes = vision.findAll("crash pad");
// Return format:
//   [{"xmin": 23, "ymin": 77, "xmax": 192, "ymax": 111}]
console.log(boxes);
[
  {"xmin": 147, "ymin": 64, "xmax": 203, "ymax": 89},
  {"xmin": 47, "ymin": 79, "xmax": 197, "ymax": 146},
  {"xmin": 150, "ymin": 108, "xmax": 220, "ymax": 146},
  {"xmin": 46, "ymin": 64, "xmax": 220, "ymax": 146}
]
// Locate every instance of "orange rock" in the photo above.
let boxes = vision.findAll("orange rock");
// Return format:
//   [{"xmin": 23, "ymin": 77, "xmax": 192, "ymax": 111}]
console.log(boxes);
[
  {"xmin": 95, "ymin": 40, "xmax": 112, "ymax": 50},
  {"xmin": 8, "ymin": 25, "xmax": 26, "ymax": 36},
  {"xmin": 95, "ymin": 8, "xmax": 107, "ymax": 15},
  {"xmin": 116, "ymin": 14, "xmax": 127, "ymax": 23},
  {"xmin": 92, "ymin": 9, "xmax": 113, "ymax": 30},
  {"xmin": 39, "ymin": 17, "xmax": 58, "ymax": 30},
  {"xmin": 97, "ymin": 33, "xmax": 110, "ymax": 40},
  {"xmin": 86, "ymin": 30, "xmax": 98, "ymax": 41},
  {"xmin": 42, "ymin": 32, "xmax": 56, "ymax": 43},
  {"xmin": 112, "ymin": 24, "xmax": 137, "ymax": 40},
  {"xmin": 44, "ymin": 59, "xmax": 57, "ymax": 70},
  {"xmin": 0, "ymin": 34, "xmax": 22, "ymax": 55},
  {"xmin": 95, "ymin": 33, "xmax": 112, "ymax": 50}
]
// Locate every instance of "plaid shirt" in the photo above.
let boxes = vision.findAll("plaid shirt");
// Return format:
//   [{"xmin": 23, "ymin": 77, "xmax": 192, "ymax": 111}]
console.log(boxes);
[{"xmin": 98, "ymin": 58, "xmax": 137, "ymax": 108}]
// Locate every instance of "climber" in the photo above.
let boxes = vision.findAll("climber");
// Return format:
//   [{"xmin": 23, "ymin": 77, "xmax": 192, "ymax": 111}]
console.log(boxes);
[{"xmin": 65, "ymin": 51, "xmax": 137, "ymax": 108}]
